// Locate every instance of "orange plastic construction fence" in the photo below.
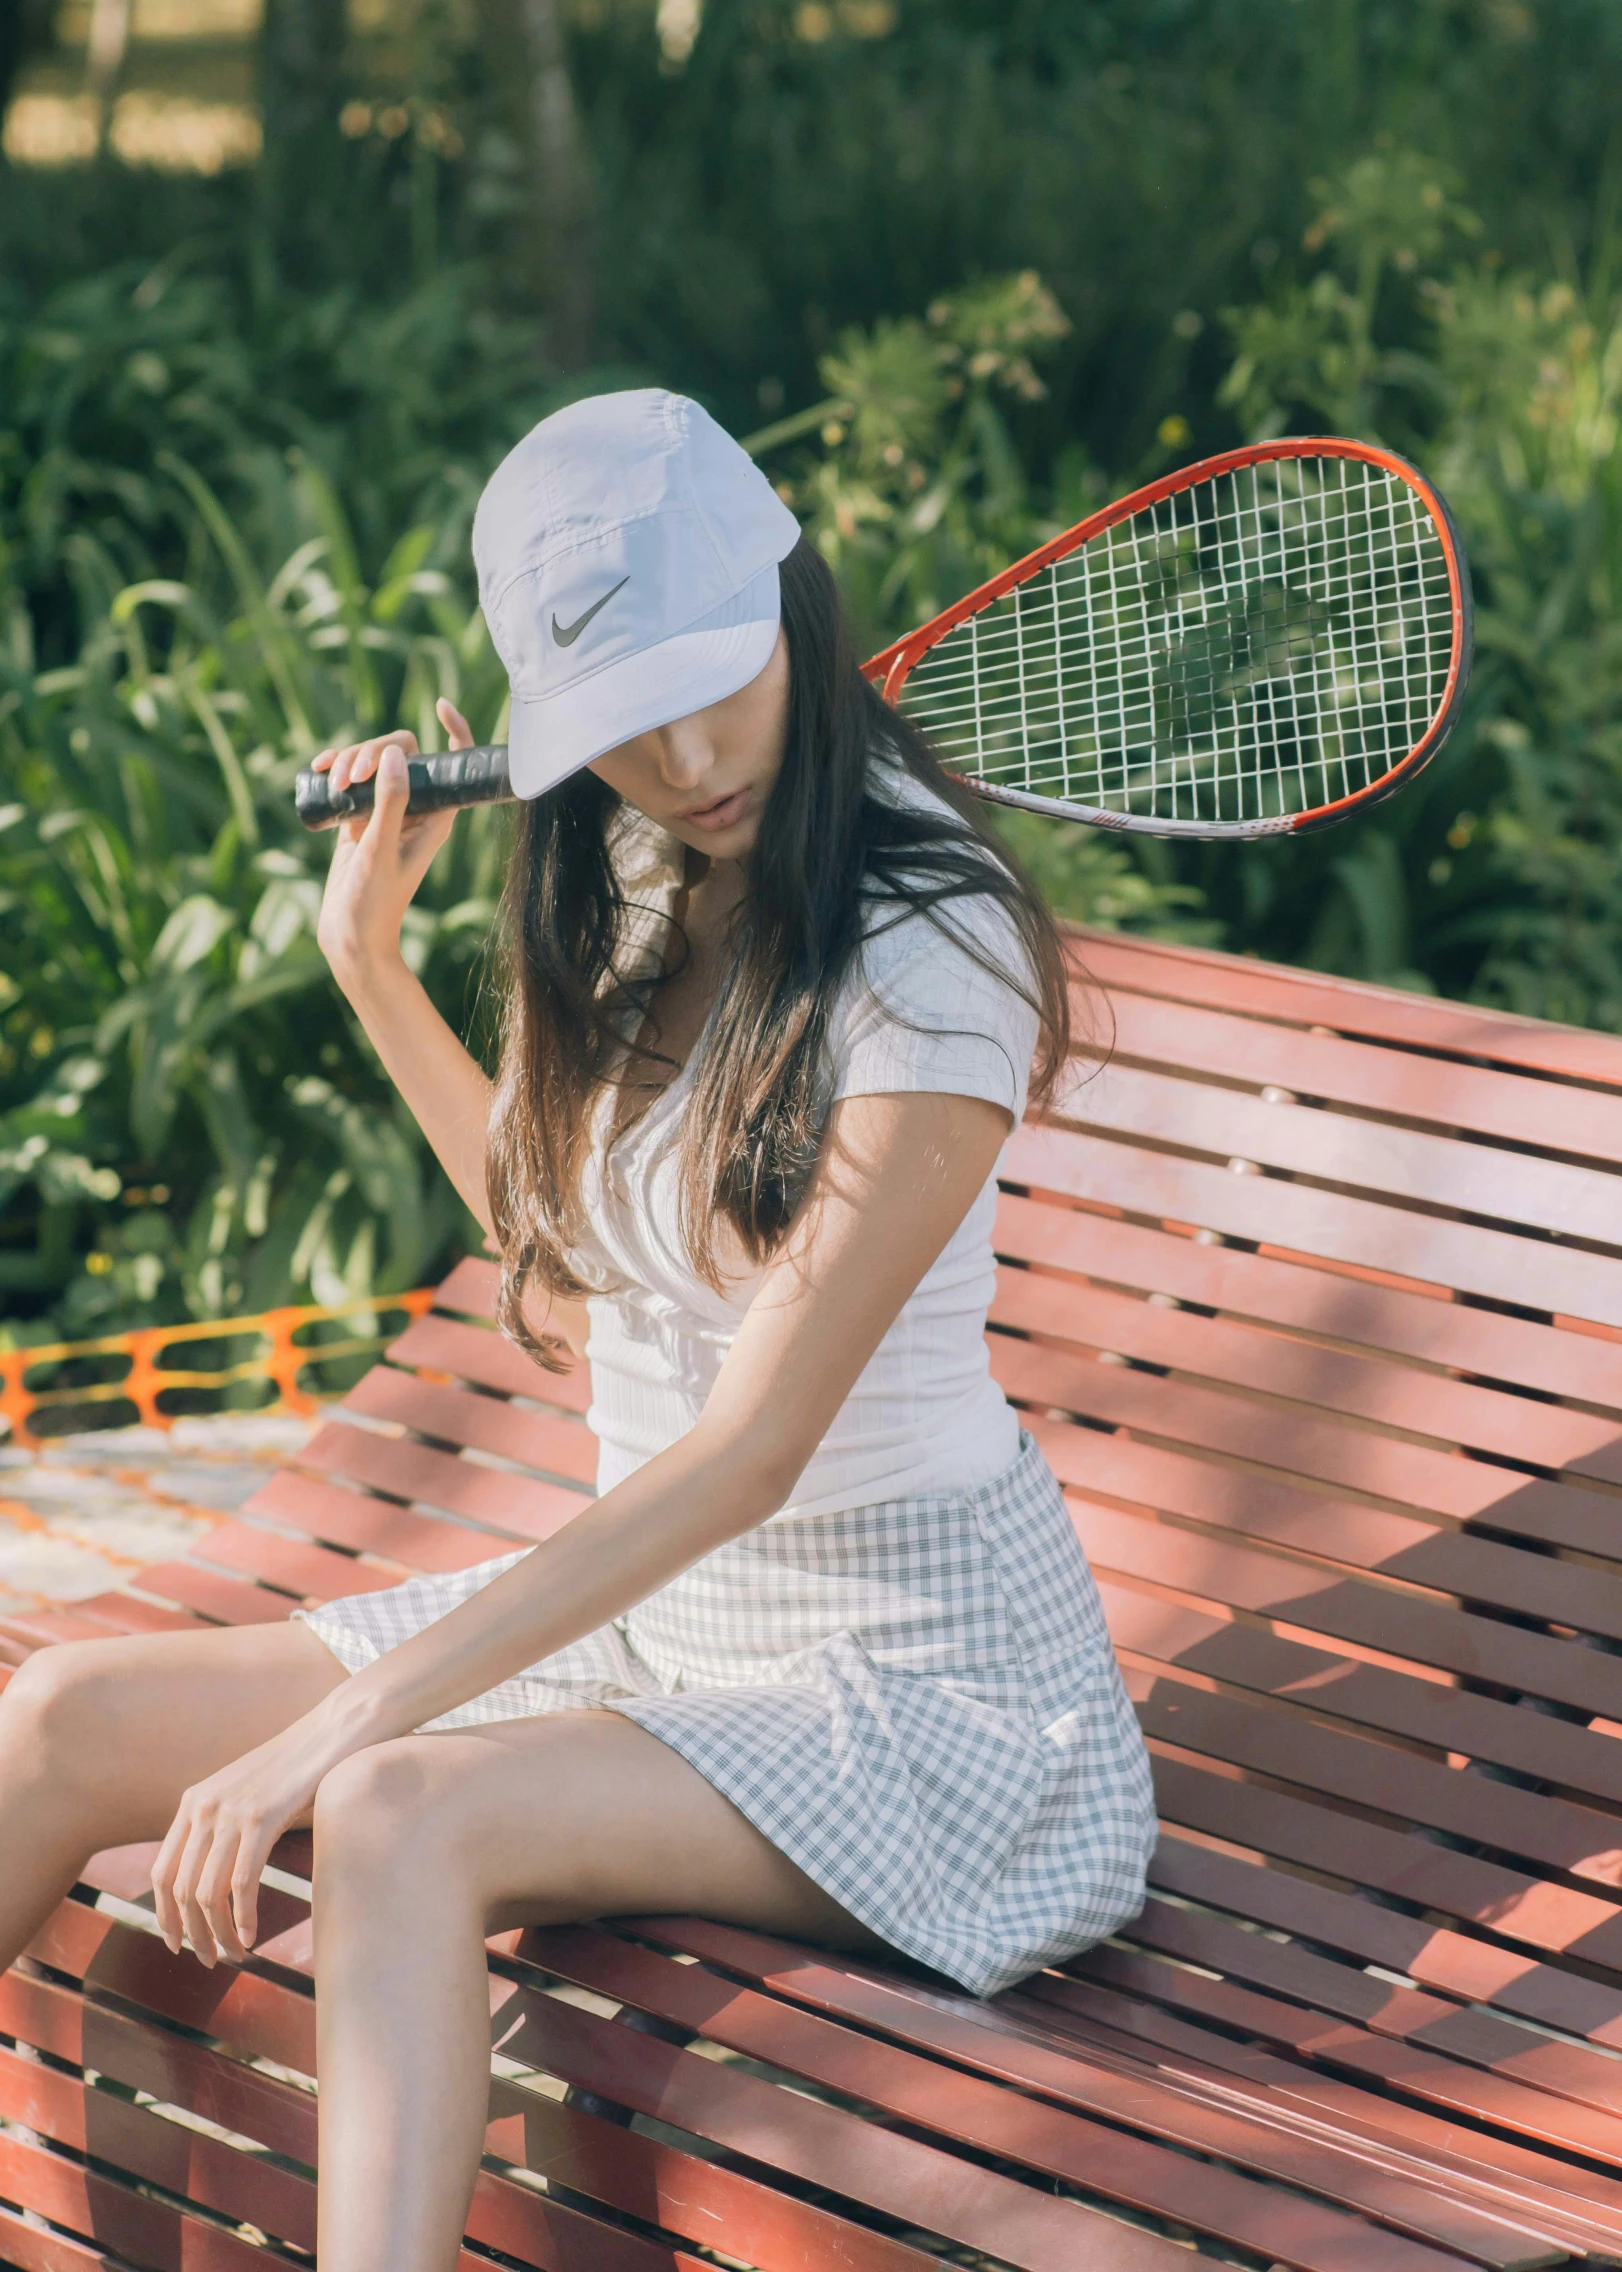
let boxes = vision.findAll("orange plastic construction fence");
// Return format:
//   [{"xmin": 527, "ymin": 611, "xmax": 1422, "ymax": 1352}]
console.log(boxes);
[{"xmin": 0, "ymin": 1289, "xmax": 434, "ymax": 1448}]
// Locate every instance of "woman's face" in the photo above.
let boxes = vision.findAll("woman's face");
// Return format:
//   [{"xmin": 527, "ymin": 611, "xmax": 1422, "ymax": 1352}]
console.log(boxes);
[{"xmin": 587, "ymin": 626, "xmax": 789, "ymax": 862}]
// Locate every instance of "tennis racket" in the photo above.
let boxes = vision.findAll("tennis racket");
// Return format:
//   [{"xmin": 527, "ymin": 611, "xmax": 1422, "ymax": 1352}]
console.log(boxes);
[{"xmin": 296, "ymin": 437, "xmax": 1471, "ymax": 840}]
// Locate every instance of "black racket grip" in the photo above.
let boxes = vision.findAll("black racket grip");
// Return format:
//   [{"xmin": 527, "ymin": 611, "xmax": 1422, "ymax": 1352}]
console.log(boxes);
[{"xmin": 295, "ymin": 745, "xmax": 515, "ymax": 831}]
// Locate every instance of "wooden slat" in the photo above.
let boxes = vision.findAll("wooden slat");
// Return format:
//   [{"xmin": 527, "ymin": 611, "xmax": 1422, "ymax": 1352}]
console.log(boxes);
[
  {"xmin": 122, "ymin": 1560, "xmax": 297, "ymax": 1625},
  {"xmin": 1111, "ymin": 1896, "xmax": 1622, "ymax": 2121},
  {"xmin": 389, "ymin": 1305, "xmax": 590, "ymax": 1408},
  {"xmin": 243, "ymin": 1464, "xmax": 512, "ymax": 1572},
  {"xmin": 1006, "ymin": 1124, "xmax": 1622, "ymax": 1328},
  {"xmin": 1060, "ymin": 1060, "xmax": 1622, "ymax": 1244},
  {"xmin": 993, "ymin": 1193, "xmax": 1622, "ymax": 1414},
  {"xmin": 1101, "ymin": 986, "xmax": 1622, "ymax": 1162},
  {"xmin": 1073, "ymin": 1493, "xmax": 1622, "ymax": 1721},
  {"xmin": 187, "ymin": 1517, "xmax": 410, "ymax": 1602},
  {"xmin": 0, "ymin": 2127, "xmax": 268, "ymax": 2272},
  {"xmin": 21, "ymin": 1900, "xmax": 956, "ymax": 2272},
  {"xmin": 1150, "ymin": 1752, "xmax": 1622, "ymax": 1969},
  {"xmin": 1005, "ymin": 1978, "xmax": 1622, "ymax": 2252},
  {"xmin": 292, "ymin": 1414, "xmax": 590, "ymax": 1541},
  {"xmin": 1146, "ymin": 1837, "xmax": 1622, "ymax": 2050},
  {"xmin": 432, "ymin": 1253, "xmax": 507, "ymax": 1322},
  {"xmin": 990, "ymin": 1231, "xmax": 1622, "ymax": 1475},
  {"xmin": 524, "ymin": 1924, "xmax": 1539, "ymax": 2271},
  {"xmin": 624, "ymin": 1917, "xmax": 1618, "ymax": 2263},
  {"xmin": 1100, "ymin": 1580, "xmax": 1622, "ymax": 1808},
  {"xmin": 1070, "ymin": 931, "xmax": 1622, "ymax": 1092},
  {"xmin": 347, "ymin": 1361, "xmax": 598, "ymax": 1482},
  {"xmin": 994, "ymin": 1315, "xmax": 1622, "ymax": 1570},
  {"xmin": 0, "ymin": 1968, "xmax": 696, "ymax": 2272},
  {"xmin": 1023, "ymin": 1397, "xmax": 1622, "ymax": 1661},
  {"xmin": 1128, "ymin": 1664, "xmax": 1622, "ymax": 1893}
]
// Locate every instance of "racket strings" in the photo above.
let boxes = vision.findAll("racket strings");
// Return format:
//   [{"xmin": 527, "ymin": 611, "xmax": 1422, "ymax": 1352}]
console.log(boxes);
[{"xmin": 894, "ymin": 456, "xmax": 1455, "ymax": 827}]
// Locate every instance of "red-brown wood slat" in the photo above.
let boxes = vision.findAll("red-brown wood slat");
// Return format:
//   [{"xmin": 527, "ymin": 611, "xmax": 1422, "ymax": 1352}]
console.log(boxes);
[
  {"xmin": 521, "ymin": 1924, "xmax": 1553, "ymax": 2271},
  {"xmin": 992, "ymin": 1192, "xmax": 1622, "ymax": 1415},
  {"xmin": 1099, "ymin": 1579, "xmax": 1622, "ymax": 1808},
  {"xmin": 1004, "ymin": 1122, "xmax": 1622, "ymax": 1328},
  {"xmin": 1113, "ymin": 1895, "xmax": 1622, "ymax": 2122},
  {"xmin": 996, "ymin": 1333, "xmax": 1622, "ymax": 1590},
  {"xmin": 1126, "ymin": 1661, "xmax": 1622, "ymax": 1896},
  {"xmin": 16, "ymin": 1896, "xmax": 963, "ymax": 2272},
  {"xmin": 1098, "ymin": 985, "xmax": 1622, "ymax": 1163},
  {"xmin": 347, "ymin": 1360, "xmax": 599, "ymax": 1483},
  {"xmin": 1059, "ymin": 1058, "xmax": 1622, "ymax": 1247},
  {"xmin": 620, "ymin": 1916, "xmax": 1618, "ymax": 2264},
  {"xmin": 1073, "ymin": 1491, "xmax": 1622, "ymax": 1722},
  {"xmin": 1074, "ymin": 929, "xmax": 1622, "ymax": 1090},
  {"xmin": 1145, "ymin": 1832, "xmax": 1622, "ymax": 2051},
  {"xmin": 988, "ymin": 1225, "xmax": 1622, "ymax": 1477}
]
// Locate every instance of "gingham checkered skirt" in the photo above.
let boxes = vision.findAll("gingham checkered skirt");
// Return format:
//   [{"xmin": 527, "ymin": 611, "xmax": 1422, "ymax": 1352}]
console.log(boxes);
[{"xmin": 292, "ymin": 1432, "xmax": 1156, "ymax": 1996}]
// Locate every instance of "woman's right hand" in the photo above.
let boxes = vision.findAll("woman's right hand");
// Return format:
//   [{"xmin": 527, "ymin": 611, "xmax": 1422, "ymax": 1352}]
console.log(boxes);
[{"xmin": 314, "ymin": 696, "xmax": 473, "ymax": 993}]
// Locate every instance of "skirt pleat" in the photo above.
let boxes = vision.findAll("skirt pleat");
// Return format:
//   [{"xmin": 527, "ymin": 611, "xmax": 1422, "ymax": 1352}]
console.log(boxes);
[{"xmin": 292, "ymin": 1432, "xmax": 1155, "ymax": 1997}]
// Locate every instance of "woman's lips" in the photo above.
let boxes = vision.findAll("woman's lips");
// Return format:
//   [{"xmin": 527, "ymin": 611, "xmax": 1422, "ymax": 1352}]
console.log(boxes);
[{"xmin": 681, "ymin": 788, "xmax": 750, "ymax": 833}]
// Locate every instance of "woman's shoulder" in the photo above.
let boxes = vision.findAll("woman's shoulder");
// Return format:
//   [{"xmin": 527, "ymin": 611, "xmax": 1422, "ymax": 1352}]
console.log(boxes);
[
  {"xmin": 833, "ymin": 755, "xmax": 1043, "ymax": 1118},
  {"xmin": 858, "ymin": 752, "xmax": 1033, "ymax": 978}
]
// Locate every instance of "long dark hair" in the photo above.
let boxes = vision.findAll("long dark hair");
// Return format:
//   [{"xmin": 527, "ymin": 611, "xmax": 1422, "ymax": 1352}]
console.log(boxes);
[{"xmin": 485, "ymin": 536, "xmax": 1075, "ymax": 1366}]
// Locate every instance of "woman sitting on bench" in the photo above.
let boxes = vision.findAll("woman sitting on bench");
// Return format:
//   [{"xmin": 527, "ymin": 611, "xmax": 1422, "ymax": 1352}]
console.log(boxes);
[{"xmin": 0, "ymin": 390, "xmax": 1156, "ymax": 2272}]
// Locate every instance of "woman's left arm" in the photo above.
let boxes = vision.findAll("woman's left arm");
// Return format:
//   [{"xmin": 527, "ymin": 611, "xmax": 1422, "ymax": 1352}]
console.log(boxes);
[{"xmin": 152, "ymin": 1090, "xmax": 1010, "ymax": 1965}]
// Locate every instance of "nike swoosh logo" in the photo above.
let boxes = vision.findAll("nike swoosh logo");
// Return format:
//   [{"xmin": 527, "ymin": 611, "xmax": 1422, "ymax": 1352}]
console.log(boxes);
[{"xmin": 552, "ymin": 576, "xmax": 629, "ymax": 647}]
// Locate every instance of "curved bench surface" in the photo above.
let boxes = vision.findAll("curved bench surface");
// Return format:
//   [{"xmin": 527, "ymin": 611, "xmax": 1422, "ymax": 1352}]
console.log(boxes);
[{"xmin": 5, "ymin": 925, "xmax": 1622, "ymax": 2272}]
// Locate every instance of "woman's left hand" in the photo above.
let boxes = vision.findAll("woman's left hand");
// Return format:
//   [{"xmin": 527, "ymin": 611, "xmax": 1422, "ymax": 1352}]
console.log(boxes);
[{"xmin": 150, "ymin": 1709, "xmax": 356, "ymax": 1966}]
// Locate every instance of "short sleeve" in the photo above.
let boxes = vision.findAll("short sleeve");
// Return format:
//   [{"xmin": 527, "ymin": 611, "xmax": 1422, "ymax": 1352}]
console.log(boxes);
[{"xmin": 830, "ymin": 894, "xmax": 1042, "ymax": 1124}]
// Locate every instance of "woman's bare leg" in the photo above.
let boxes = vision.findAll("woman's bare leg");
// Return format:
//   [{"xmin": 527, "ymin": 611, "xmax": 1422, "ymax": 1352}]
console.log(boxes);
[
  {"xmin": 0, "ymin": 1621, "xmax": 348, "ymax": 1972},
  {"xmin": 312, "ymin": 1708, "xmax": 887, "ymax": 2272}
]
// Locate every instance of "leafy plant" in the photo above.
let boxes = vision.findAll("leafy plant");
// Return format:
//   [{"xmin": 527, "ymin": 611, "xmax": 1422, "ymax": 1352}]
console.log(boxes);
[{"xmin": 1196, "ymin": 151, "xmax": 1622, "ymax": 1021}]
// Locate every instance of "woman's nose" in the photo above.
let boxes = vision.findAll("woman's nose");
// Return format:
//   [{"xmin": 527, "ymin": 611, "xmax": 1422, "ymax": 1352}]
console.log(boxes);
[{"xmin": 654, "ymin": 725, "xmax": 713, "ymax": 791}]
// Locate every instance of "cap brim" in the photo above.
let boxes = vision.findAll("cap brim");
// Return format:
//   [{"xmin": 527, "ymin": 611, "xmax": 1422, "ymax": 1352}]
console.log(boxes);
[{"xmin": 507, "ymin": 563, "xmax": 781, "ymax": 799}]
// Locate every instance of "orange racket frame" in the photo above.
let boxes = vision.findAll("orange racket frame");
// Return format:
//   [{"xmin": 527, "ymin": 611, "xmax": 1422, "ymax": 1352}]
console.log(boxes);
[{"xmin": 861, "ymin": 436, "xmax": 1474, "ymax": 839}]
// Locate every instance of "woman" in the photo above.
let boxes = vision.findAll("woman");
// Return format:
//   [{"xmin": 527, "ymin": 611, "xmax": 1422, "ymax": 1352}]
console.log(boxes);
[{"xmin": 0, "ymin": 390, "xmax": 1155, "ymax": 2272}]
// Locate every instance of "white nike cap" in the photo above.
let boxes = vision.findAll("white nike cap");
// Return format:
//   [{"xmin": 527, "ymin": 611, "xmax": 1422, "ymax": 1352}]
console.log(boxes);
[{"xmin": 472, "ymin": 388, "xmax": 802, "ymax": 799}]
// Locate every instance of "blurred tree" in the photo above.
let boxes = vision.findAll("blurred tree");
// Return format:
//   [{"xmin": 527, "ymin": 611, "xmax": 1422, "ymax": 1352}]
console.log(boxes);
[
  {"xmin": 0, "ymin": 0, "xmax": 55, "ymax": 139},
  {"xmin": 86, "ymin": 0, "xmax": 132, "ymax": 157},
  {"xmin": 258, "ymin": 0, "xmax": 348, "ymax": 266},
  {"xmin": 473, "ymin": 0, "xmax": 594, "ymax": 366}
]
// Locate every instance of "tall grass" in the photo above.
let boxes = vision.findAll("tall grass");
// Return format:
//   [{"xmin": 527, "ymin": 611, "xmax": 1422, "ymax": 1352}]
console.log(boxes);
[{"xmin": 0, "ymin": 257, "xmax": 566, "ymax": 1340}]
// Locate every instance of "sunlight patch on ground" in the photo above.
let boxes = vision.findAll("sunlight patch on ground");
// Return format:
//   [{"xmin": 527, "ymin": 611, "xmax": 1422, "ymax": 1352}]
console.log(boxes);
[
  {"xmin": 0, "ymin": 1412, "xmax": 315, "ymax": 1614},
  {"xmin": 4, "ymin": 88, "xmax": 260, "ymax": 170}
]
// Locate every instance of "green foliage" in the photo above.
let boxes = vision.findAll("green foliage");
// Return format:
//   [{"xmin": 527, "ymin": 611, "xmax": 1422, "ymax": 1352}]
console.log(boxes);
[
  {"xmin": 7, "ymin": 4, "xmax": 1622, "ymax": 1340},
  {"xmin": 1188, "ymin": 151, "xmax": 1622, "ymax": 1022},
  {"xmin": 0, "ymin": 259, "xmax": 554, "ymax": 1343}
]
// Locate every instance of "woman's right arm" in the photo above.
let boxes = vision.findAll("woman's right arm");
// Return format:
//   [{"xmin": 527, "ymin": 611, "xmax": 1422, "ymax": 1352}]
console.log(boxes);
[
  {"xmin": 313, "ymin": 700, "xmax": 495, "ymax": 1235},
  {"xmin": 314, "ymin": 700, "xmax": 590, "ymax": 1356}
]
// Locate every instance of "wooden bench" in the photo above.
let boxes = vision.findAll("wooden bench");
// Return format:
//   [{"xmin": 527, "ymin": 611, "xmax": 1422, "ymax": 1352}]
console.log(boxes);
[{"xmin": 5, "ymin": 926, "xmax": 1622, "ymax": 2272}]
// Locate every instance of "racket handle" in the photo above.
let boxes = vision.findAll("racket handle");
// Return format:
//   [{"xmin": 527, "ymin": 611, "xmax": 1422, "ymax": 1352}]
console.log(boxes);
[{"xmin": 295, "ymin": 745, "xmax": 515, "ymax": 831}]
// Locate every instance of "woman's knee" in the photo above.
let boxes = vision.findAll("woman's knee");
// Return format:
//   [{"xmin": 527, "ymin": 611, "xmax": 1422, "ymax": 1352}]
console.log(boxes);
[
  {"xmin": 0, "ymin": 1643, "xmax": 124, "ymax": 1788},
  {"xmin": 313, "ymin": 1738, "xmax": 469, "ymax": 1882}
]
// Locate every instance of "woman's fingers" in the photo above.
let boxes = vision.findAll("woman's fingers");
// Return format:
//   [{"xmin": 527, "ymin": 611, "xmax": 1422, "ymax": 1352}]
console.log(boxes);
[
  {"xmin": 150, "ymin": 1800, "xmax": 193, "ymax": 1953},
  {"xmin": 231, "ymin": 1836, "xmax": 267, "ymax": 1954},
  {"xmin": 174, "ymin": 1817, "xmax": 221, "ymax": 1966},
  {"xmin": 326, "ymin": 728, "xmax": 420, "ymax": 795},
  {"xmin": 194, "ymin": 1826, "xmax": 250, "ymax": 1965},
  {"xmin": 436, "ymin": 695, "xmax": 473, "ymax": 749},
  {"xmin": 365, "ymin": 742, "xmax": 410, "ymax": 849}
]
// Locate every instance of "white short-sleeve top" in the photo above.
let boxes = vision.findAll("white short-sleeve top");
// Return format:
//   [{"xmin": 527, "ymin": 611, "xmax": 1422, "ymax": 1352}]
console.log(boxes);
[{"xmin": 571, "ymin": 762, "xmax": 1041, "ymax": 1519}]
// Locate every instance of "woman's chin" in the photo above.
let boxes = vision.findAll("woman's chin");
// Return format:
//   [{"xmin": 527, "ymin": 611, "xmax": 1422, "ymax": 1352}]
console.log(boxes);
[{"xmin": 671, "ymin": 813, "xmax": 761, "ymax": 860}]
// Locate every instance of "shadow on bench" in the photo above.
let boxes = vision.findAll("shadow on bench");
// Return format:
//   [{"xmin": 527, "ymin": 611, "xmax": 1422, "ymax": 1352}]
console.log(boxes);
[{"xmin": 5, "ymin": 927, "xmax": 1622, "ymax": 2271}]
